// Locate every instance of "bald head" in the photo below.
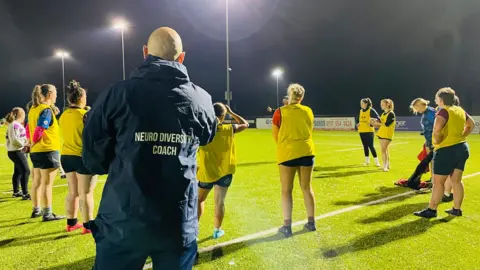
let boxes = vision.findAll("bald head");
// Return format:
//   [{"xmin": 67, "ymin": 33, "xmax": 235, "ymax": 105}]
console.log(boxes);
[{"xmin": 146, "ymin": 27, "xmax": 183, "ymax": 61}]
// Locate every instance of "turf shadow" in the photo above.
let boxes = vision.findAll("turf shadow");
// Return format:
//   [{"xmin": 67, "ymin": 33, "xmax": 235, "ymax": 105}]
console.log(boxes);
[
  {"xmin": 315, "ymin": 169, "xmax": 379, "ymax": 179},
  {"xmin": 0, "ymin": 230, "xmax": 78, "ymax": 248},
  {"xmin": 314, "ymin": 165, "xmax": 360, "ymax": 172},
  {"xmin": 196, "ymin": 228, "xmax": 312, "ymax": 265},
  {"xmin": 0, "ymin": 221, "xmax": 33, "ymax": 228},
  {"xmin": 197, "ymin": 236, "xmax": 213, "ymax": 244},
  {"xmin": 41, "ymin": 256, "xmax": 96, "ymax": 270},
  {"xmin": 333, "ymin": 186, "xmax": 417, "ymax": 206},
  {"xmin": 356, "ymin": 203, "xmax": 428, "ymax": 224},
  {"xmin": 237, "ymin": 161, "xmax": 277, "ymax": 167},
  {"xmin": 0, "ymin": 217, "xmax": 30, "ymax": 224},
  {"xmin": 321, "ymin": 217, "xmax": 454, "ymax": 258}
]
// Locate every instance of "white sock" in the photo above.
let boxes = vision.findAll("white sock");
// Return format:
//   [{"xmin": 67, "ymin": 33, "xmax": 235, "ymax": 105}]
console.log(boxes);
[
  {"xmin": 374, "ymin": 157, "xmax": 379, "ymax": 163},
  {"xmin": 365, "ymin": 157, "xmax": 370, "ymax": 163}
]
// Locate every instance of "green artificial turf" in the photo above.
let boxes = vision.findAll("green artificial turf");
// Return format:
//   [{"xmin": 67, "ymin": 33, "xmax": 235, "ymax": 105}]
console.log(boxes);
[{"xmin": 0, "ymin": 127, "xmax": 479, "ymax": 270}]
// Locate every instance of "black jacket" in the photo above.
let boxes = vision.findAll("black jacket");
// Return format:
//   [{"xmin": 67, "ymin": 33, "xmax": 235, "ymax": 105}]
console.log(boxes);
[{"xmin": 82, "ymin": 55, "xmax": 217, "ymax": 249}]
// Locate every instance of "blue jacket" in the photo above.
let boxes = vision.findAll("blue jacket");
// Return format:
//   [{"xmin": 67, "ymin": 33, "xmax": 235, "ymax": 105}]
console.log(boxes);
[
  {"xmin": 421, "ymin": 106, "xmax": 436, "ymax": 148},
  {"xmin": 82, "ymin": 55, "xmax": 217, "ymax": 250}
]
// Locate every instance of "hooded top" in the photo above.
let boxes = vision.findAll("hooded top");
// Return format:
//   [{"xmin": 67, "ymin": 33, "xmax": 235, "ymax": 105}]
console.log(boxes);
[{"xmin": 83, "ymin": 55, "xmax": 217, "ymax": 249}]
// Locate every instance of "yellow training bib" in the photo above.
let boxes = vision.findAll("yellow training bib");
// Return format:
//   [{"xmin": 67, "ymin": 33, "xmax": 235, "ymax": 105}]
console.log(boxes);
[
  {"xmin": 377, "ymin": 111, "xmax": 395, "ymax": 140},
  {"xmin": 358, "ymin": 108, "xmax": 375, "ymax": 133},
  {"xmin": 277, "ymin": 104, "xmax": 315, "ymax": 164},
  {"xmin": 59, "ymin": 108, "xmax": 87, "ymax": 156},
  {"xmin": 434, "ymin": 106, "xmax": 467, "ymax": 150},
  {"xmin": 28, "ymin": 104, "xmax": 61, "ymax": 153},
  {"xmin": 197, "ymin": 124, "xmax": 236, "ymax": 183}
]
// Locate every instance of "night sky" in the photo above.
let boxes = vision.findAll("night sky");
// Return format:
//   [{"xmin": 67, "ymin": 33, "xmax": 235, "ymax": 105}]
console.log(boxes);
[{"xmin": 1, "ymin": 0, "xmax": 480, "ymax": 117}]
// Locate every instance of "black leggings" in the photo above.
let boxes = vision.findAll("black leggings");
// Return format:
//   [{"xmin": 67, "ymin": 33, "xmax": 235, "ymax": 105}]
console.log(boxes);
[
  {"xmin": 407, "ymin": 151, "xmax": 434, "ymax": 189},
  {"xmin": 359, "ymin": 132, "xmax": 377, "ymax": 158},
  {"xmin": 7, "ymin": 151, "xmax": 30, "ymax": 194}
]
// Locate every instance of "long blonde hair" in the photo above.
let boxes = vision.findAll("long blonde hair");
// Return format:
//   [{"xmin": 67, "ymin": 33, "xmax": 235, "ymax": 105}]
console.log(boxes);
[
  {"xmin": 287, "ymin": 83, "xmax": 305, "ymax": 104},
  {"xmin": 31, "ymin": 84, "xmax": 55, "ymax": 107},
  {"xmin": 381, "ymin": 99, "xmax": 394, "ymax": 111},
  {"xmin": 409, "ymin": 98, "xmax": 429, "ymax": 114}
]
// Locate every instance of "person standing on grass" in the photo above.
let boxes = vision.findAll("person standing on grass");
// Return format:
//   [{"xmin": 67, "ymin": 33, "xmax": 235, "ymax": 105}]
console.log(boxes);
[
  {"xmin": 415, "ymin": 88, "xmax": 475, "ymax": 218},
  {"xmin": 272, "ymin": 83, "xmax": 316, "ymax": 238},
  {"xmin": 26, "ymin": 84, "xmax": 65, "ymax": 221},
  {"xmin": 197, "ymin": 103, "xmax": 249, "ymax": 239},
  {"xmin": 372, "ymin": 99, "xmax": 396, "ymax": 172},
  {"xmin": 357, "ymin": 98, "xmax": 381, "ymax": 167},
  {"xmin": 6, "ymin": 107, "xmax": 31, "ymax": 200},
  {"xmin": 267, "ymin": 95, "xmax": 289, "ymax": 113},
  {"xmin": 82, "ymin": 27, "xmax": 216, "ymax": 270},
  {"xmin": 60, "ymin": 80, "xmax": 97, "ymax": 235},
  {"xmin": 51, "ymin": 105, "xmax": 67, "ymax": 180}
]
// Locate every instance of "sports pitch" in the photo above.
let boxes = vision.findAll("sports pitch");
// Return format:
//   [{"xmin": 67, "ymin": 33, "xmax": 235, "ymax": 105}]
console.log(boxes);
[{"xmin": 0, "ymin": 128, "xmax": 479, "ymax": 270}]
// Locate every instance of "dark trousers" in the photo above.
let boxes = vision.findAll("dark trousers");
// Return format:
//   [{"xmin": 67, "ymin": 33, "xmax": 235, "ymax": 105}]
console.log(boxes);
[
  {"xmin": 93, "ymin": 239, "xmax": 197, "ymax": 270},
  {"xmin": 359, "ymin": 132, "xmax": 377, "ymax": 158},
  {"xmin": 407, "ymin": 151, "xmax": 434, "ymax": 189},
  {"xmin": 7, "ymin": 151, "xmax": 30, "ymax": 194}
]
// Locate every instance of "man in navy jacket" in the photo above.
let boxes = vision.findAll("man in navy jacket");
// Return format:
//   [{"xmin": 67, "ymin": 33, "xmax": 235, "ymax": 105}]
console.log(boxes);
[{"xmin": 83, "ymin": 27, "xmax": 217, "ymax": 270}]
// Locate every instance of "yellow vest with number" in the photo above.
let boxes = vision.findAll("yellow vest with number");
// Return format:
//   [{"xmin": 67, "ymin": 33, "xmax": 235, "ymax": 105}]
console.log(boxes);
[
  {"xmin": 197, "ymin": 124, "xmax": 236, "ymax": 183},
  {"xmin": 377, "ymin": 111, "xmax": 395, "ymax": 139},
  {"xmin": 277, "ymin": 104, "xmax": 315, "ymax": 164},
  {"xmin": 60, "ymin": 108, "xmax": 87, "ymax": 156},
  {"xmin": 28, "ymin": 104, "xmax": 61, "ymax": 153},
  {"xmin": 434, "ymin": 106, "xmax": 466, "ymax": 150},
  {"xmin": 358, "ymin": 108, "xmax": 375, "ymax": 133}
]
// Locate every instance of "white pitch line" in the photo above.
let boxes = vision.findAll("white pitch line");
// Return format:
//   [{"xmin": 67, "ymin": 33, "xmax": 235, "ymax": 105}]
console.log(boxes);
[
  {"xmin": 141, "ymin": 172, "xmax": 480, "ymax": 270},
  {"xmin": 196, "ymin": 171, "xmax": 480, "ymax": 254},
  {"xmin": 1, "ymin": 180, "xmax": 106, "ymax": 194},
  {"xmin": 335, "ymin": 142, "xmax": 409, "ymax": 152}
]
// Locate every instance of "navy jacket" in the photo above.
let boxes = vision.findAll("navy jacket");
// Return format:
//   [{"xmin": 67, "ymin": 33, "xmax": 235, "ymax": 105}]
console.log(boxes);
[{"xmin": 82, "ymin": 55, "xmax": 217, "ymax": 250}]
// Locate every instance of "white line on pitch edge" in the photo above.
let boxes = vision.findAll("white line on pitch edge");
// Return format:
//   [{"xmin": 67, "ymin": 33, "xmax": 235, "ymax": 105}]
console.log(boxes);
[
  {"xmin": 1, "ymin": 180, "xmax": 106, "ymax": 194},
  {"xmin": 335, "ymin": 142, "xmax": 409, "ymax": 152}
]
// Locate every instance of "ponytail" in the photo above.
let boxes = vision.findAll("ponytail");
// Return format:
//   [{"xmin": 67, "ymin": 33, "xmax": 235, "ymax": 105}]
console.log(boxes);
[
  {"xmin": 6, "ymin": 112, "xmax": 14, "ymax": 123},
  {"xmin": 6, "ymin": 107, "xmax": 24, "ymax": 123},
  {"xmin": 32, "ymin": 85, "xmax": 43, "ymax": 107},
  {"xmin": 67, "ymin": 80, "xmax": 86, "ymax": 106}
]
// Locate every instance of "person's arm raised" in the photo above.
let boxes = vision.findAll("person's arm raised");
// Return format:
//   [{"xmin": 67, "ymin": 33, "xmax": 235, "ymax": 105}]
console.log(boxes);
[{"xmin": 225, "ymin": 105, "xmax": 249, "ymax": 133}]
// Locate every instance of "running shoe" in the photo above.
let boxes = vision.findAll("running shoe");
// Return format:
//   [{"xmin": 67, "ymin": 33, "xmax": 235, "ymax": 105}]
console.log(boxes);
[
  {"xmin": 66, "ymin": 223, "xmax": 83, "ymax": 232},
  {"xmin": 61, "ymin": 174, "xmax": 67, "ymax": 179},
  {"xmin": 442, "ymin": 194, "xmax": 454, "ymax": 202},
  {"xmin": 394, "ymin": 179, "xmax": 409, "ymax": 187},
  {"xmin": 22, "ymin": 194, "xmax": 31, "ymax": 200},
  {"xmin": 82, "ymin": 228, "xmax": 92, "ymax": 235},
  {"xmin": 213, "ymin": 229, "xmax": 225, "ymax": 239},
  {"xmin": 414, "ymin": 208, "xmax": 437, "ymax": 218},
  {"xmin": 278, "ymin": 226, "xmax": 293, "ymax": 238},
  {"xmin": 304, "ymin": 222, "xmax": 316, "ymax": 232},
  {"xmin": 12, "ymin": 192, "xmax": 23, "ymax": 198},
  {"xmin": 31, "ymin": 210, "xmax": 43, "ymax": 218},
  {"xmin": 445, "ymin": 208, "xmax": 462, "ymax": 217},
  {"xmin": 42, "ymin": 213, "xmax": 66, "ymax": 222}
]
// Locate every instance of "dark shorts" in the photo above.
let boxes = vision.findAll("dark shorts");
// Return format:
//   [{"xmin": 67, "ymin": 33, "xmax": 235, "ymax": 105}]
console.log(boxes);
[
  {"xmin": 61, "ymin": 155, "xmax": 91, "ymax": 175},
  {"xmin": 433, "ymin": 142, "xmax": 470, "ymax": 176},
  {"xmin": 280, "ymin": 156, "xmax": 315, "ymax": 167},
  {"xmin": 198, "ymin": 174, "xmax": 233, "ymax": 190},
  {"xmin": 377, "ymin": 136, "xmax": 392, "ymax": 141},
  {"xmin": 30, "ymin": 151, "xmax": 60, "ymax": 169}
]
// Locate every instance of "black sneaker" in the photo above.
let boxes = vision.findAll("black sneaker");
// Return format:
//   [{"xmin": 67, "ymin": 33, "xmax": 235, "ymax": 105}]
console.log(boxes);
[
  {"xmin": 304, "ymin": 222, "xmax": 317, "ymax": 232},
  {"xmin": 414, "ymin": 208, "xmax": 438, "ymax": 218},
  {"xmin": 42, "ymin": 213, "xmax": 66, "ymax": 222},
  {"xmin": 442, "ymin": 194, "xmax": 454, "ymax": 202},
  {"xmin": 445, "ymin": 208, "xmax": 462, "ymax": 217},
  {"xmin": 12, "ymin": 192, "xmax": 23, "ymax": 198},
  {"xmin": 61, "ymin": 174, "xmax": 67, "ymax": 179},
  {"xmin": 31, "ymin": 210, "xmax": 43, "ymax": 218},
  {"xmin": 22, "ymin": 194, "xmax": 31, "ymax": 200},
  {"xmin": 278, "ymin": 226, "xmax": 293, "ymax": 238}
]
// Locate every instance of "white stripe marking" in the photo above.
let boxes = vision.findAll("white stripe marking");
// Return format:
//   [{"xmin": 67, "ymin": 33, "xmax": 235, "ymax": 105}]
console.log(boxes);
[
  {"xmin": 1, "ymin": 180, "xmax": 106, "ymax": 194},
  {"xmin": 335, "ymin": 142, "xmax": 409, "ymax": 152},
  {"xmin": 139, "ymin": 172, "xmax": 480, "ymax": 269},
  {"xmin": 194, "ymin": 171, "xmax": 480, "ymax": 255}
]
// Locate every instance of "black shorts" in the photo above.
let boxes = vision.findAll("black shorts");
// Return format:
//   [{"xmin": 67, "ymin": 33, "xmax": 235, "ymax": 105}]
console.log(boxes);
[
  {"xmin": 61, "ymin": 155, "xmax": 91, "ymax": 175},
  {"xmin": 198, "ymin": 174, "xmax": 233, "ymax": 190},
  {"xmin": 377, "ymin": 136, "xmax": 392, "ymax": 141},
  {"xmin": 30, "ymin": 151, "xmax": 60, "ymax": 169},
  {"xmin": 280, "ymin": 156, "xmax": 315, "ymax": 167},
  {"xmin": 433, "ymin": 142, "xmax": 470, "ymax": 176}
]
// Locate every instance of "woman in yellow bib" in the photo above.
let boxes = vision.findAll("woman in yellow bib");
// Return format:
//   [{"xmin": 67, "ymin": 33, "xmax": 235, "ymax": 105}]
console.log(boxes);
[
  {"xmin": 373, "ymin": 99, "xmax": 396, "ymax": 172},
  {"xmin": 27, "ymin": 84, "xmax": 65, "ymax": 221},
  {"xmin": 272, "ymin": 83, "xmax": 316, "ymax": 238},
  {"xmin": 415, "ymin": 88, "xmax": 475, "ymax": 218},
  {"xmin": 357, "ymin": 98, "xmax": 381, "ymax": 166},
  {"xmin": 60, "ymin": 81, "xmax": 97, "ymax": 234},
  {"xmin": 197, "ymin": 103, "xmax": 249, "ymax": 239}
]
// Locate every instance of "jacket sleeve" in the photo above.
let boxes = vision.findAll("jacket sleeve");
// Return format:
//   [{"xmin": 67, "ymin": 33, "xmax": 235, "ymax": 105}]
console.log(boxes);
[
  {"xmin": 199, "ymin": 107, "xmax": 217, "ymax": 146},
  {"xmin": 370, "ymin": 108, "xmax": 380, "ymax": 120},
  {"xmin": 82, "ymin": 88, "xmax": 116, "ymax": 175}
]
